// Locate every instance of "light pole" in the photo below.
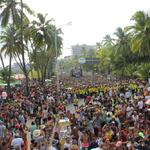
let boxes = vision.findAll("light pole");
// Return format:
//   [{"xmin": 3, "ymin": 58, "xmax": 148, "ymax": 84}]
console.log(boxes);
[{"xmin": 54, "ymin": 22, "xmax": 72, "ymax": 93}]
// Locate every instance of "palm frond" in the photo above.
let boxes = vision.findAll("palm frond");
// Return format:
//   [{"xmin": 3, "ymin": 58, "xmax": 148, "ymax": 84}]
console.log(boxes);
[{"xmin": 0, "ymin": 8, "xmax": 10, "ymax": 27}]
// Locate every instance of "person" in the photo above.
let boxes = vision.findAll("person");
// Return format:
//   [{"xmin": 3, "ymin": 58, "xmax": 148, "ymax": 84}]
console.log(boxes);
[
  {"xmin": 0, "ymin": 121, "xmax": 6, "ymax": 141},
  {"xmin": 64, "ymin": 138, "xmax": 71, "ymax": 149},
  {"xmin": 30, "ymin": 121, "xmax": 37, "ymax": 139},
  {"xmin": 137, "ymin": 99, "xmax": 144, "ymax": 113},
  {"xmin": 11, "ymin": 133, "xmax": 24, "ymax": 150},
  {"xmin": 50, "ymin": 140, "xmax": 57, "ymax": 150},
  {"xmin": 1, "ymin": 77, "xmax": 150, "ymax": 150},
  {"xmin": 89, "ymin": 137, "xmax": 99, "ymax": 149},
  {"xmin": 86, "ymin": 95, "xmax": 92, "ymax": 105},
  {"xmin": 39, "ymin": 142, "xmax": 47, "ymax": 150},
  {"xmin": 126, "ymin": 103, "xmax": 134, "ymax": 119},
  {"xmin": 18, "ymin": 113, "xmax": 26, "ymax": 125},
  {"xmin": 80, "ymin": 131, "xmax": 89, "ymax": 149},
  {"xmin": 73, "ymin": 98, "xmax": 79, "ymax": 110}
]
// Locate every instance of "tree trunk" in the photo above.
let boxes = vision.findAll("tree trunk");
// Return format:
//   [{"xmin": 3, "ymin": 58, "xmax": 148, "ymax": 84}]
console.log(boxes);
[
  {"xmin": 47, "ymin": 61, "xmax": 52, "ymax": 79},
  {"xmin": 41, "ymin": 67, "xmax": 45, "ymax": 84},
  {"xmin": 21, "ymin": 0, "xmax": 29, "ymax": 96},
  {"xmin": 7, "ymin": 53, "xmax": 12, "ymax": 96},
  {"xmin": 43, "ymin": 58, "xmax": 50, "ymax": 82},
  {"xmin": 30, "ymin": 68, "xmax": 34, "ymax": 79},
  {"xmin": 0, "ymin": 53, "xmax": 5, "ymax": 70},
  {"xmin": 37, "ymin": 69, "xmax": 40, "ymax": 81}
]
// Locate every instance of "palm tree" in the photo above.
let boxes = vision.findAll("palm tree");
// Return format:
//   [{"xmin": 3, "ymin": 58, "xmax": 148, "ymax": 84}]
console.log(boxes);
[
  {"xmin": 125, "ymin": 11, "xmax": 150, "ymax": 58},
  {"xmin": 114, "ymin": 27, "xmax": 136, "ymax": 62},
  {"xmin": 30, "ymin": 13, "xmax": 63, "ymax": 82},
  {"xmin": 114, "ymin": 27, "xmax": 129, "ymax": 54},
  {"xmin": 0, "ymin": 25, "xmax": 21, "ymax": 94},
  {"xmin": 0, "ymin": 0, "xmax": 32, "ymax": 27},
  {"xmin": 0, "ymin": 0, "xmax": 33, "ymax": 95},
  {"xmin": 20, "ymin": 0, "xmax": 30, "ymax": 95},
  {"xmin": 111, "ymin": 27, "xmax": 133, "ymax": 76},
  {"xmin": 102, "ymin": 34, "xmax": 115, "ymax": 46}
]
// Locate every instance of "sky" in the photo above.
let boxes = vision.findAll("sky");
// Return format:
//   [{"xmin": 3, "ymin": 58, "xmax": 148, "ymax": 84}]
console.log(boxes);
[
  {"xmin": 1, "ymin": 0, "xmax": 150, "ymax": 66},
  {"xmin": 24, "ymin": 0, "xmax": 150, "ymax": 57}
]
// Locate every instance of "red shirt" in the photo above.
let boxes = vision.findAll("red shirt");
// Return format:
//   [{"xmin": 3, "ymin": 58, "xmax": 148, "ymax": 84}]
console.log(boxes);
[{"xmin": 86, "ymin": 96, "xmax": 91, "ymax": 104}]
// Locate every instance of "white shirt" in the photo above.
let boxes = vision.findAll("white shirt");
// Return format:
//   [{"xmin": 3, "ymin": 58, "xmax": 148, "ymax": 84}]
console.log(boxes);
[
  {"xmin": 0, "ymin": 124, "xmax": 6, "ymax": 138},
  {"xmin": 137, "ymin": 101, "xmax": 144, "ymax": 109},
  {"xmin": 43, "ymin": 109, "xmax": 48, "ymax": 118},
  {"xmin": 145, "ymin": 95, "xmax": 150, "ymax": 100},
  {"xmin": 126, "ymin": 106, "xmax": 134, "ymax": 118},
  {"xmin": 147, "ymin": 87, "xmax": 150, "ymax": 92},
  {"xmin": 64, "ymin": 143, "xmax": 71, "ymax": 149},
  {"xmin": 109, "ymin": 89, "xmax": 112, "ymax": 97},
  {"xmin": 132, "ymin": 114, "xmax": 139, "ymax": 122},
  {"xmin": 11, "ymin": 137, "xmax": 24, "ymax": 150},
  {"xmin": 125, "ymin": 91, "xmax": 132, "ymax": 98},
  {"xmin": 49, "ymin": 146, "xmax": 57, "ymax": 150},
  {"xmin": 120, "ymin": 93, "xmax": 124, "ymax": 97},
  {"xmin": 47, "ymin": 96, "xmax": 55, "ymax": 103}
]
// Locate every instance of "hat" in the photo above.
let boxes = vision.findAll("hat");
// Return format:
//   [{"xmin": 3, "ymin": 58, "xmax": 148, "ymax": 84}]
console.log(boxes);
[
  {"xmin": 33, "ymin": 129, "xmax": 41, "ymax": 138},
  {"xmin": 116, "ymin": 141, "xmax": 122, "ymax": 147},
  {"xmin": 40, "ymin": 124, "xmax": 46, "ymax": 129},
  {"xmin": 138, "ymin": 132, "xmax": 145, "ymax": 139},
  {"xmin": 107, "ymin": 112, "xmax": 112, "ymax": 116}
]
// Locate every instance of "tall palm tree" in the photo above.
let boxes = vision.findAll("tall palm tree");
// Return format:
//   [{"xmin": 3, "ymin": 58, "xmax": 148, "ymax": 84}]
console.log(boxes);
[
  {"xmin": 0, "ymin": 0, "xmax": 32, "ymax": 95},
  {"xmin": 20, "ymin": 0, "xmax": 30, "ymax": 95},
  {"xmin": 0, "ymin": 25, "xmax": 21, "ymax": 94},
  {"xmin": 31, "ymin": 13, "xmax": 63, "ymax": 82},
  {"xmin": 0, "ymin": 0, "xmax": 32, "ymax": 27},
  {"xmin": 102, "ymin": 34, "xmax": 115, "ymax": 46},
  {"xmin": 114, "ymin": 28, "xmax": 129, "ymax": 53},
  {"xmin": 112, "ymin": 27, "xmax": 133, "ymax": 75},
  {"xmin": 125, "ymin": 11, "xmax": 150, "ymax": 58}
]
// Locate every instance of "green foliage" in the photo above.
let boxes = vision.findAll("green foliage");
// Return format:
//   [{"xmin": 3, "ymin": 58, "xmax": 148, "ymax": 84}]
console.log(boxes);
[
  {"xmin": 0, "ymin": 0, "xmax": 33, "ymax": 27},
  {"xmin": 0, "ymin": 66, "xmax": 9, "ymax": 82},
  {"xmin": 95, "ymin": 11, "xmax": 150, "ymax": 79},
  {"xmin": 28, "ymin": 13, "xmax": 63, "ymax": 82},
  {"xmin": 134, "ymin": 63, "xmax": 150, "ymax": 79}
]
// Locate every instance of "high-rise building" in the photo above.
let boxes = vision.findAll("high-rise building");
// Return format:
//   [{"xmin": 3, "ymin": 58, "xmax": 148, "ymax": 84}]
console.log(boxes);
[{"xmin": 71, "ymin": 44, "xmax": 95, "ymax": 56}]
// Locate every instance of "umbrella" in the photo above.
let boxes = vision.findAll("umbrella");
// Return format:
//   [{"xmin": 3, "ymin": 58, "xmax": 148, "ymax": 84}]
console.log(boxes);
[{"xmin": 145, "ymin": 99, "xmax": 150, "ymax": 105}]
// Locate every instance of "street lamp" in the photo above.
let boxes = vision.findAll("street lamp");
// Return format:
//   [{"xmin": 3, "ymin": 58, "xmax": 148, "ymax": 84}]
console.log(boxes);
[{"xmin": 54, "ymin": 22, "xmax": 72, "ymax": 93}]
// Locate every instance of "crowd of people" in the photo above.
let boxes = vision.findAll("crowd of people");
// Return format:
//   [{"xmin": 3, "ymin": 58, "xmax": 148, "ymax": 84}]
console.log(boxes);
[{"xmin": 0, "ymin": 77, "xmax": 150, "ymax": 150}]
